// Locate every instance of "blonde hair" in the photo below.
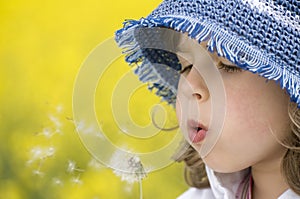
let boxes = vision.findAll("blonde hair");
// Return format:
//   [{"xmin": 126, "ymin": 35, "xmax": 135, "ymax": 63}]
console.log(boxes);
[
  {"xmin": 282, "ymin": 102, "xmax": 300, "ymax": 194},
  {"xmin": 174, "ymin": 101, "xmax": 300, "ymax": 194}
]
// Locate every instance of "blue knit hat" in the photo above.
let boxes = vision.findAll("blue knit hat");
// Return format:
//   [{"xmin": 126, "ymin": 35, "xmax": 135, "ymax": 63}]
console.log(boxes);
[{"xmin": 115, "ymin": 0, "xmax": 300, "ymax": 106}]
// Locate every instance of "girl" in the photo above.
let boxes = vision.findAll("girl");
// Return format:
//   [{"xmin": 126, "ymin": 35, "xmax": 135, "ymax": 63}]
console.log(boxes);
[{"xmin": 115, "ymin": 0, "xmax": 300, "ymax": 198}]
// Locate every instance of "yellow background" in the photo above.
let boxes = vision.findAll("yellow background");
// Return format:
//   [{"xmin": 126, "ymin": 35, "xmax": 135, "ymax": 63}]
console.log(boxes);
[{"xmin": 0, "ymin": 0, "xmax": 188, "ymax": 198}]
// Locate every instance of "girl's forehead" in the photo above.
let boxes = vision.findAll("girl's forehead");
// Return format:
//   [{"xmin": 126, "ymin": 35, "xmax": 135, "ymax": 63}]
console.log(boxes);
[{"xmin": 176, "ymin": 33, "xmax": 204, "ymax": 50}]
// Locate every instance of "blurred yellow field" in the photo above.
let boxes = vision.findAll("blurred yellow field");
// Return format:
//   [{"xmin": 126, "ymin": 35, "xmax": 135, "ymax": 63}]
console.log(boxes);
[{"xmin": 0, "ymin": 0, "xmax": 188, "ymax": 198}]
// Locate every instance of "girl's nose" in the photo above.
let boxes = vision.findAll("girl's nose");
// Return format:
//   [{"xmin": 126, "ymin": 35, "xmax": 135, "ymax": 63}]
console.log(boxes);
[{"xmin": 180, "ymin": 66, "xmax": 209, "ymax": 102}]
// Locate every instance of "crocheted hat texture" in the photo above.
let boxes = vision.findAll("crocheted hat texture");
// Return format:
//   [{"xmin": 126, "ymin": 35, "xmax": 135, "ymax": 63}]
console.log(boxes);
[{"xmin": 115, "ymin": 0, "xmax": 300, "ymax": 106}]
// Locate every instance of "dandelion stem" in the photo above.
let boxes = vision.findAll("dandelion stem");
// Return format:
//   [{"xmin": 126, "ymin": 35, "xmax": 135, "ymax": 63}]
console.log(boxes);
[{"xmin": 139, "ymin": 179, "xmax": 143, "ymax": 199}]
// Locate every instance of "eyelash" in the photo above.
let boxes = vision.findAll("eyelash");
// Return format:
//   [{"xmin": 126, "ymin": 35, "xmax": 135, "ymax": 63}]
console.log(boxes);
[
  {"xmin": 180, "ymin": 64, "xmax": 193, "ymax": 74},
  {"xmin": 180, "ymin": 62, "xmax": 242, "ymax": 74},
  {"xmin": 217, "ymin": 62, "xmax": 242, "ymax": 73}
]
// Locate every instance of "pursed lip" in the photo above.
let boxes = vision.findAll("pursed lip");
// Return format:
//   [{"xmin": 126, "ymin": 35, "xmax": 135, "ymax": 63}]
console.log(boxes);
[{"xmin": 187, "ymin": 120, "xmax": 208, "ymax": 143}]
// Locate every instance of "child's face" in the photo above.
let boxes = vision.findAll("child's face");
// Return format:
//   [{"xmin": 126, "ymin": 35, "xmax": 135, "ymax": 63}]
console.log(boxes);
[{"xmin": 175, "ymin": 35, "xmax": 291, "ymax": 173}]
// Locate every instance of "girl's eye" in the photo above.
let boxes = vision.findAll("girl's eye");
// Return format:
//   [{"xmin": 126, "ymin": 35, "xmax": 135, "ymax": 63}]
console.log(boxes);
[
  {"xmin": 180, "ymin": 64, "xmax": 193, "ymax": 74},
  {"xmin": 217, "ymin": 62, "xmax": 242, "ymax": 73}
]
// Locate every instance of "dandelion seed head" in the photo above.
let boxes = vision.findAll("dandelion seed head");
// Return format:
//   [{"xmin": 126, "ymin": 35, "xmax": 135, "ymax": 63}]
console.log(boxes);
[{"xmin": 110, "ymin": 150, "xmax": 147, "ymax": 184}]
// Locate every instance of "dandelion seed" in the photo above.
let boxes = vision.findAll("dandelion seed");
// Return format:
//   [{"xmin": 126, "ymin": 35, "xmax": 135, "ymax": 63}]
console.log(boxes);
[
  {"xmin": 41, "ymin": 128, "xmax": 53, "ymax": 138},
  {"xmin": 67, "ymin": 160, "xmax": 84, "ymax": 174},
  {"xmin": 27, "ymin": 147, "xmax": 43, "ymax": 169},
  {"xmin": 26, "ymin": 160, "xmax": 33, "ymax": 166},
  {"xmin": 55, "ymin": 128, "xmax": 62, "ymax": 135},
  {"xmin": 83, "ymin": 125, "xmax": 95, "ymax": 134},
  {"xmin": 75, "ymin": 120, "xmax": 85, "ymax": 131},
  {"xmin": 33, "ymin": 169, "xmax": 44, "ymax": 177},
  {"xmin": 30, "ymin": 147, "xmax": 44, "ymax": 160},
  {"xmin": 95, "ymin": 131, "xmax": 104, "ymax": 139},
  {"xmin": 35, "ymin": 127, "xmax": 58, "ymax": 138},
  {"xmin": 66, "ymin": 116, "xmax": 73, "ymax": 121},
  {"xmin": 52, "ymin": 177, "xmax": 63, "ymax": 186},
  {"xmin": 71, "ymin": 176, "xmax": 83, "ymax": 185},
  {"xmin": 49, "ymin": 115, "xmax": 62, "ymax": 128},
  {"xmin": 67, "ymin": 160, "xmax": 76, "ymax": 173},
  {"xmin": 119, "ymin": 125, "xmax": 129, "ymax": 134},
  {"xmin": 88, "ymin": 159, "xmax": 103, "ymax": 170},
  {"xmin": 45, "ymin": 147, "xmax": 55, "ymax": 157},
  {"xmin": 56, "ymin": 105, "xmax": 63, "ymax": 113},
  {"xmin": 124, "ymin": 183, "xmax": 134, "ymax": 193},
  {"xmin": 75, "ymin": 121, "xmax": 103, "ymax": 139},
  {"xmin": 110, "ymin": 150, "xmax": 147, "ymax": 184},
  {"xmin": 29, "ymin": 146, "xmax": 55, "ymax": 161}
]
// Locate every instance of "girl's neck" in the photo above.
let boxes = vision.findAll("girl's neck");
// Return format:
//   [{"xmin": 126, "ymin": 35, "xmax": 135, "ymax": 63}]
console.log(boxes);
[{"xmin": 251, "ymin": 155, "xmax": 289, "ymax": 199}]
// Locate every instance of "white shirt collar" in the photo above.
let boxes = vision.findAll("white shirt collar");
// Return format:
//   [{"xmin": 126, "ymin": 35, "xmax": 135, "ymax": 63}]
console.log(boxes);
[{"xmin": 177, "ymin": 166, "xmax": 300, "ymax": 199}]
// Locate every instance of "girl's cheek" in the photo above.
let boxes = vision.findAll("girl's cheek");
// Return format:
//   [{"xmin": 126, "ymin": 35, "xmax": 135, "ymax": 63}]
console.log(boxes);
[
  {"xmin": 175, "ymin": 96, "xmax": 182, "ymax": 124},
  {"xmin": 225, "ymin": 83, "xmax": 266, "ymax": 132},
  {"xmin": 224, "ymin": 76, "xmax": 289, "ymax": 138}
]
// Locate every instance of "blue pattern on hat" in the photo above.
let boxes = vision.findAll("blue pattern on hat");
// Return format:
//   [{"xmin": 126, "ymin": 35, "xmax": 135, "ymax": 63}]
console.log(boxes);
[{"xmin": 115, "ymin": 0, "xmax": 300, "ymax": 106}]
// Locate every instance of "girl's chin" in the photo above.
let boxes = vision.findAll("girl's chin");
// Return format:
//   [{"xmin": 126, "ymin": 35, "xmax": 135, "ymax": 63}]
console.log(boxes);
[
  {"xmin": 189, "ymin": 141, "xmax": 250, "ymax": 173},
  {"xmin": 202, "ymin": 155, "xmax": 249, "ymax": 173},
  {"xmin": 190, "ymin": 143, "xmax": 202, "ymax": 151}
]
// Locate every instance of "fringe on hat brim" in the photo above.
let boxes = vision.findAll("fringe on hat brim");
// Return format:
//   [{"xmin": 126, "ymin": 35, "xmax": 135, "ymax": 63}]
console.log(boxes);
[{"xmin": 115, "ymin": 16, "xmax": 300, "ymax": 107}]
